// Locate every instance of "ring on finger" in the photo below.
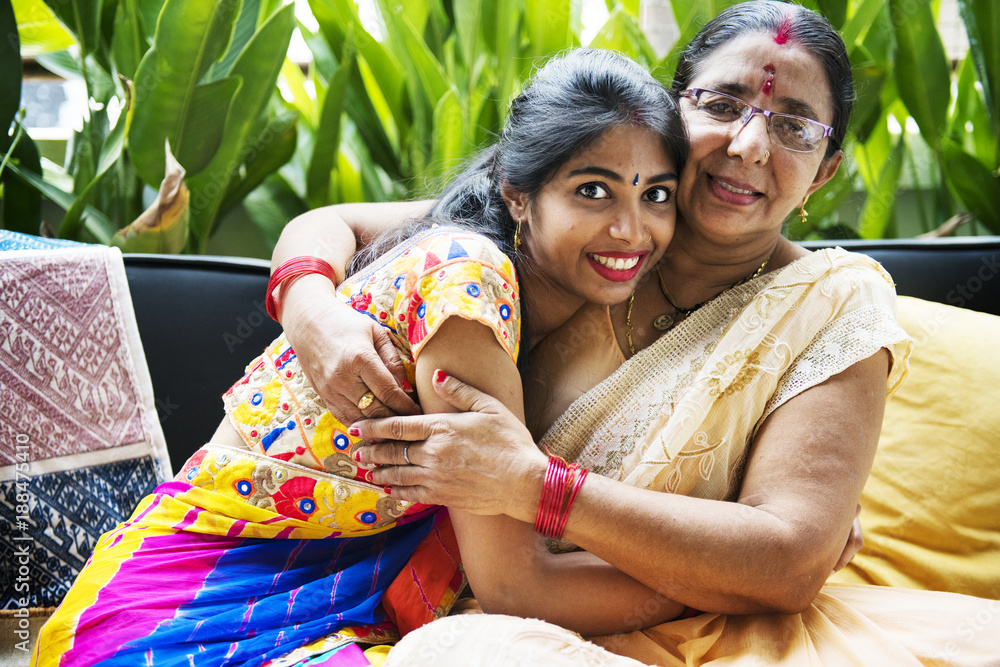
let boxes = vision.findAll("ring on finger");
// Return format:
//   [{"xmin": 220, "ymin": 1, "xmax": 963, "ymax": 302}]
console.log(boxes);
[
  {"xmin": 357, "ymin": 390, "xmax": 375, "ymax": 411},
  {"xmin": 403, "ymin": 444, "xmax": 412, "ymax": 465}
]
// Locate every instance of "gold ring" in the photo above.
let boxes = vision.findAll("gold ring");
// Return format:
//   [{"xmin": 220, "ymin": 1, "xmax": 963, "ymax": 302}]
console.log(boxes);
[{"xmin": 357, "ymin": 391, "xmax": 375, "ymax": 410}]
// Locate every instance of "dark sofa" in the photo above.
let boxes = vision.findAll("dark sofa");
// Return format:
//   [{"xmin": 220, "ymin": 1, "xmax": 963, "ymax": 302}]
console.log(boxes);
[{"xmin": 124, "ymin": 237, "xmax": 1000, "ymax": 472}]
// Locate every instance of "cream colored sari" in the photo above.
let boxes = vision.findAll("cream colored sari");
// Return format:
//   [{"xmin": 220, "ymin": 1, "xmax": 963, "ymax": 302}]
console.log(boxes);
[{"xmin": 387, "ymin": 249, "xmax": 1000, "ymax": 666}]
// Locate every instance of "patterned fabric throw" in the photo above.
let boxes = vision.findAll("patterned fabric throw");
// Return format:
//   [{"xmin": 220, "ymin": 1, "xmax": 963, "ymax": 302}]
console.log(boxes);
[{"xmin": 0, "ymin": 231, "xmax": 170, "ymax": 623}]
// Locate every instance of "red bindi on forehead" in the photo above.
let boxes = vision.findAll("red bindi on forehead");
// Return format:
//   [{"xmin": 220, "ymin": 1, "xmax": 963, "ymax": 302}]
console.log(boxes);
[
  {"xmin": 773, "ymin": 16, "xmax": 793, "ymax": 45},
  {"xmin": 761, "ymin": 64, "xmax": 776, "ymax": 95}
]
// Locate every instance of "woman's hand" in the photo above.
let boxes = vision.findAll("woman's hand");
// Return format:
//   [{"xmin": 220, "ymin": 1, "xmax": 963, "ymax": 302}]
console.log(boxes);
[
  {"xmin": 279, "ymin": 275, "xmax": 420, "ymax": 424},
  {"xmin": 353, "ymin": 372, "xmax": 547, "ymax": 519},
  {"xmin": 832, "ymin": 504, "xmax": 864, "ymax": 575}
]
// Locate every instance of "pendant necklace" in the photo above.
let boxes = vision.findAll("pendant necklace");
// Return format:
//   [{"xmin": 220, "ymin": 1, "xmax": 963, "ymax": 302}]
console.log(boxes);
[{"xmin": 626, "ymin": 258, "xmax": 770, "ymax": 355}]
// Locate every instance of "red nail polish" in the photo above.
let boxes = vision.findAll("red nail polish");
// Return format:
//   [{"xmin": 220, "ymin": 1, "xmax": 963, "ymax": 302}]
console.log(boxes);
[
  {"xmin": 353, "ymin": 451, "xmax": 362, "ymax": 462},
  {"xmin": 434, "ymin": 370, "xmax": 448, "ymax": 384},
  {"xmin": 365, "ymin": 470, "xmax": 374, "ymax": 482},
  {"xmin": 348, "ymin": 427, "xmax": 361, "ymax": 437},
  {"xmin": 384, "ymin": 486, "xmax": 392, "ymax": 495}
]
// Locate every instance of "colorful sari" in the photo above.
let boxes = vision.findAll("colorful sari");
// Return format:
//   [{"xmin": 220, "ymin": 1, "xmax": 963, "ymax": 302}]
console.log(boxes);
[
  {"xmin": 34, "ymin": 228, "xmax": 519, "ymax": 666},
  {"xmin": 386, "ymin": 249, "xmax": 1000, "ymax": 666}
]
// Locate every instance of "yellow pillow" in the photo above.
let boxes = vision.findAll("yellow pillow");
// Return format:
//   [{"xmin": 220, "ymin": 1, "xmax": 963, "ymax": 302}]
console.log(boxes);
[{"xmin": 831, "ymin": 296, "xmax": 1000, "ymax": 598}]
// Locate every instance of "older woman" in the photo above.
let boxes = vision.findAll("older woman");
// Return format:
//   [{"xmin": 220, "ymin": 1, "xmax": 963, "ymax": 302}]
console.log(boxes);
[{"xmin": 271, "ymin": 2, "xmax": 999, "ymax": 665}]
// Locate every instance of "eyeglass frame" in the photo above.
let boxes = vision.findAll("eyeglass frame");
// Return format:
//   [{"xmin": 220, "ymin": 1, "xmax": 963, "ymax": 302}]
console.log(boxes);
[{"xmin": 679, "ymin": 88, "xmax": 834, "ymax": 153}]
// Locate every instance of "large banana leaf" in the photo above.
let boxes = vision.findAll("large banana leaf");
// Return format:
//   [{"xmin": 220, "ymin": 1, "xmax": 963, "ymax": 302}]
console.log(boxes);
[
  {"xmin": 941, "ymin": 141, "xmax": 1000, "ymax": 233},
  {"xmin": 186, "ymin": 3, "xmax": 295, "ymax": 246},
  {"xmin": 889, "ymin": 0, "xmax": 949, "ymax": 149},
  {"xmin": 958, "ymin": 0, "xmax": 1000, "ymax": 139},
  {"xmin": 42, "ymin": 0, "xmax": 100, "ymax": 57},
  {"xmin": 10, "ymin": 0, "xmax": 74, "ymax": 55},
  {"xmin": 127, "ymin": 0, "xmax": 244, "ymax": 184}
]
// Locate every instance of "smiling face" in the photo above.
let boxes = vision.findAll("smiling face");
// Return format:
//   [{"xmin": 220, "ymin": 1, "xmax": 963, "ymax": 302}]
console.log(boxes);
[
  {"xmin": 676, "ymin": 32, "xmax": 842, "ymax": 245},
  {"xmin": 508, "ymin": 124, "xmax": 678, "ymax": 309}
]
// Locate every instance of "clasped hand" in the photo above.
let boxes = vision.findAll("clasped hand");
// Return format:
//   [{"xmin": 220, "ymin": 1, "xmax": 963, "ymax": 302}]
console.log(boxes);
[{"xmin": 350, "ymin": 373, "xmax": 548, "ymax": 519}]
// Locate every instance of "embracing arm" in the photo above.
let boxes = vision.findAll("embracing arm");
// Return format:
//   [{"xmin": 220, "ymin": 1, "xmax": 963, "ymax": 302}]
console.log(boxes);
[
  {"xmin": 362, "ymin": 349, "xmax": 888, "ymax": 616},
  {"xmin": 270, "ymin": 202, "xmax": 432, "ymax": 422},
  {"xmin": 412, "ymin": 317, "xmax": 685, "ymax": 635},
  {"xmin": 509, "ymin": 349, "xmax": 890, "ymax": 615}
]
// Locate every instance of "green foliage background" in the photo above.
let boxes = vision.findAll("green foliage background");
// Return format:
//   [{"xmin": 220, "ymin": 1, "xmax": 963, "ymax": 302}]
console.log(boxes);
[{"xmin": 2, "ymin": 0, "xmax": 999, "ymax": 253}]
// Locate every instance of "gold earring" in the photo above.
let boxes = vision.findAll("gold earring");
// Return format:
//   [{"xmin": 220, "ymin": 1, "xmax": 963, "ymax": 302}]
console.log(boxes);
[
  {"xmin": 798, "ymin": 194, "xmax": 810, "ymax": 225},
  {"xmin": 763, "ymin": 150, "xmax": 771, "ymax": 161},
  {"xmin": 514, "ymin": 218, "xmax": 523, "ymax": 249}
]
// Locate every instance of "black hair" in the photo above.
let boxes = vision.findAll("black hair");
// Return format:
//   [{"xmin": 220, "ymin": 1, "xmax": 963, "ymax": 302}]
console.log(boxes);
[{"xmin": 671, "ymin": 0, "xmax": 853, "ymax": 159}]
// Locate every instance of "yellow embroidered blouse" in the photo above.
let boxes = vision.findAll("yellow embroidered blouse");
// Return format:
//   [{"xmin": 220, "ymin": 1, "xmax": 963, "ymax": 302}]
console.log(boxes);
[{"xmin": 210, "ymin": 228, "xmax": 518, "ymax": 534}]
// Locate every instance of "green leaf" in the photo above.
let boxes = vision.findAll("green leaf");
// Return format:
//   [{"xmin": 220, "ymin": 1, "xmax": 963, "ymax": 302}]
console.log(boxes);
[
  {"xmin": 841, "ymin": 0, "xmax": 885, "ymax": 48},
  {"xmin": 941, "ymin": 141, "xmax": 1000, "ymax": 233},
  {"xmin": 588, "ymin": 5, "xmax": 657, "ymax": 67},
  {"xmin": 430, "ymin": 87, "xmax": 464, "ymax": 184},
  {"xmin": 11, "ymin": 0, "xmax": 74, "ymax": 56},
  {"xmin": 376, "ymin": 0, "xmax": 450, "ymax": 108},
  {"xmin": 1, "ymin": 0, "xmax": 21, "ymax": 136},
  {"xmin": 218, "ymin": 109, "xmax": 297, "ymax": 215},
  {"xmin": 243, "ymin": 172, "xmax": 306, "ymax": 247},
  {"xmin": 950, "ymin": 54, "xmax": 996, "ymax": 167},
  {"xmin": 308, "ymin": 0, "xmax": 404, "ymax": 123},
  {"xmin": 453, "ymin": 0, "xmax": 482, "ymax": 68},
  {"xmin": 889, "ymin": 0, "xmax": 950, "ymax": 149},
  {"xmin": 206, "ymin": 0, "xmax": 261, "ymax": 82},
  {"xmin": 58, "ymin": 112, "xmax": 126, "ymax": 237},
  {"xmin": 185, "ymin": 3, "xmax": 294, "ymax": 245},
  {"xmin": 42, "ymin": 0, "xmax": 101, "ymax": 57},
  {"xmin": 815, "ymin": 0, "xmax": 847, "ymax": 29},
  {"xmin": 5, "ymin": 158, "xmax": 115, "ymax": 242},
  {"xmin": 848, "ymin": 44, "xmax": 887, "ymax": 144},
  {"xmin": 525, "ymin": 0, "xmax": 573, "ymax": 61},
  {"xmin": 958, "ymin": 0, "xmax": 1000, "ymax": 138},
  {"xmin": 110, "ymin": 0, "xmax": 147, "ymax": 79},
  {"xmin": 307, "ymin": 34, "xmax": 355, "ymax": 207},
  {"xmin": 127, "ymin": 0, "xmax": 244, "ymax": 184},
  {"xmin": 858, "ymin": 133, "xmax": 906, "ymax": 239},
  {"xmin": 0, "ymin": 123, "xmax": 42, "ymax": 234},
  {"xmin": 111, "ymin": 144, "xmax": 189, "ymax": 252}
]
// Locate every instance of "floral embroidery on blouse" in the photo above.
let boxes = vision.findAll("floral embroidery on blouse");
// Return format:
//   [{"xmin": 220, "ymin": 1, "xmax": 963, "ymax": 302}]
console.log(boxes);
[{"xmin": 207, "ymin": 228, "xmax": 520, "ymax": 534}]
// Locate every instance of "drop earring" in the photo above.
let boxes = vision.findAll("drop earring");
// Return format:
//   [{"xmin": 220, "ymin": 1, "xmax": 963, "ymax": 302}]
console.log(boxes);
[
  {"xmin": 514, "ymin": 217, "xmax": 523, "ymax": 249},
  {"xmin": 798, "ymin": 194, "xmax": 810, "ymax": 225}
]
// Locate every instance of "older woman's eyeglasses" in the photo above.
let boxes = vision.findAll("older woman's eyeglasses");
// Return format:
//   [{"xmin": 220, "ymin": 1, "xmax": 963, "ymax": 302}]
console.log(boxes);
[{"xmin": 680, "ymin": 88, "xmax": 833, "ymax": 153}]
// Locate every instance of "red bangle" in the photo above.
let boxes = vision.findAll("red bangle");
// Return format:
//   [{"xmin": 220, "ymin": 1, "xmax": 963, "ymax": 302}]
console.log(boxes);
[
  {"xmin": 534, "ymin": 456, "xmax": 588, "ymax": 540},
  {"xmin": 554, "ymin": 467, "xmax": 588, "ymax": 538},
  {"xmin": 266, "ymin": 257, "xmax": 338, "ymax": 322}
]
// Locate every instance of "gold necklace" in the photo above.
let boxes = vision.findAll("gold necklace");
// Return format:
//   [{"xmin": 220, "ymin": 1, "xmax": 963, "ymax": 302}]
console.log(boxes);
[{"xmin": 625, "ymin": 258, "xmax": 769, "ymax": 356}]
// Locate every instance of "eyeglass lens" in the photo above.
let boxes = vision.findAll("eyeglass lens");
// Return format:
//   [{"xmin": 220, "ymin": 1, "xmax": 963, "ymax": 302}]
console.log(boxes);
[{"xmin": 688, "ymin": 89, "xmax": 827, "ymax": 152}]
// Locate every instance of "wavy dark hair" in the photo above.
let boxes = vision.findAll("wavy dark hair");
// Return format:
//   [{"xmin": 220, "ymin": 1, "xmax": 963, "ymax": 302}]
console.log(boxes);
[{"xmin": 671, "ymin": 0, "xmax": 853, "ymax": 159}]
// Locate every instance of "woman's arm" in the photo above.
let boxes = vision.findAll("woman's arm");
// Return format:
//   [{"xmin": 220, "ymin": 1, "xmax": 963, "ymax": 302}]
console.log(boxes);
[
  {"xmin": 360, "ymin": 349, "xmax": 889, "ymax": 616},
  {"xmin": 271, "ymin": 202, "xmax": 432, "ymax": 422},
  {"xmin": 412, "ymin": 317, "xmax": 685, "ymax": 635}
]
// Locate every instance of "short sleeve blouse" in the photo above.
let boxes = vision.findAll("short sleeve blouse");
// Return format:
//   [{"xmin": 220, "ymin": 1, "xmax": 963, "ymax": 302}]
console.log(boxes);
[{"xmin": 213, "ymin": 228, "xmax": 519, "ymax": 533}]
